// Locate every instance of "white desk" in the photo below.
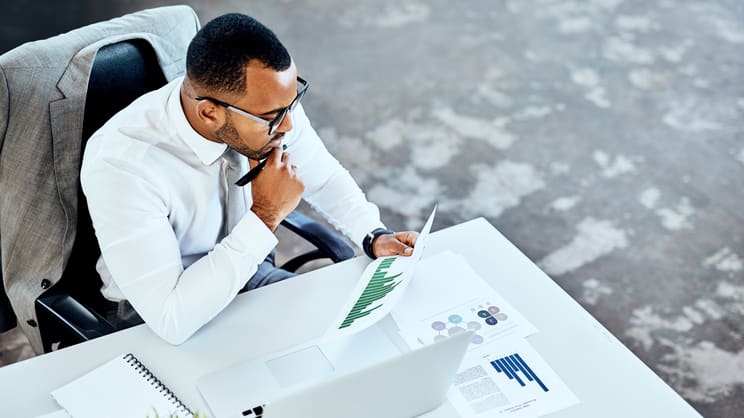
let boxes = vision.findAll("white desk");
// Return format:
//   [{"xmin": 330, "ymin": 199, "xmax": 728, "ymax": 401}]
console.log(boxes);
[{"xmin": 0, "ymin": 218, "xmax": 701, "ymax": 418}]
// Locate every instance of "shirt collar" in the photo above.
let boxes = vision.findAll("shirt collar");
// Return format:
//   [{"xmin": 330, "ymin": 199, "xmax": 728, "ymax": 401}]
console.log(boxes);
[{"xmin": 167, "ymin": 77, "xmax": 227, "ymax": 166}]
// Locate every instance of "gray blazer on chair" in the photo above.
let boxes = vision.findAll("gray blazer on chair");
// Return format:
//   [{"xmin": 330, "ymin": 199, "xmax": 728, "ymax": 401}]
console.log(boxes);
[{"xmin": 0, "ymin": 6, "xmax": 200, "ymax": 353}]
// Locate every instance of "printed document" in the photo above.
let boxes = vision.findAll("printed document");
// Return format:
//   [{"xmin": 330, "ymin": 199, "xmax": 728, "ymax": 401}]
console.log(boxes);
[
  {"xmin": 448, "ymin": 337, "xmax": 579, "ymax": 417},
  {"xmin": 323, "ymin": 207, "xmax": 436, "ymax": 340},
  {"xmin": 393, "ymin": 251, "xmax": 538, "ymax": 351}
]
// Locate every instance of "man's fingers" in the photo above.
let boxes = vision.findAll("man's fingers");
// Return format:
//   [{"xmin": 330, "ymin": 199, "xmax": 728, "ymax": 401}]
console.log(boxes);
[
  {"xmin": 372, "ymin": 232, "xmax": 422, "ymax": 257},
  {"xmin": 384, "ymin": 241, "xmax": 406, "ymax": 256},
  {"xmin": 282, "ymin": 151, "xmax": 292, "ymax": 167},
  {"xmin": 268, "ymin": 146, "xmax": 283, "ymax": 166},
  {"xmin": 385, "ymin": 237, "xmax": 413, "ymax": 256},
  {"xmin": 395, "ymin": 231, "xmax": 419, "ymax": 247}
]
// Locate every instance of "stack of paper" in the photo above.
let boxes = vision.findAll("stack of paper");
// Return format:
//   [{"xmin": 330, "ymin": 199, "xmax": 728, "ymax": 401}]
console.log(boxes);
[
  {"xmin": 392, "ymin": 251, "xmax": 579, "ymax": 417},
  {"xmin": 322, "ymin": 206, "xmax": 579, "ymax": 417}
]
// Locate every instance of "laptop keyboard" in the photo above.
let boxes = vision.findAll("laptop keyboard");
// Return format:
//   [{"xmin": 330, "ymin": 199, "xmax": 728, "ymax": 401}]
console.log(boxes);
[{"xmin": 242, "ymin": 404, "xmax": 264, "ymax": 417}]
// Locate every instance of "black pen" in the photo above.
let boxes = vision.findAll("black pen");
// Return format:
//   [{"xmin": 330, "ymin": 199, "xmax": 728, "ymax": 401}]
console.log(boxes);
[{"xmin": 235, "ymin": 144, "xmax": 286, "ymax": 187}]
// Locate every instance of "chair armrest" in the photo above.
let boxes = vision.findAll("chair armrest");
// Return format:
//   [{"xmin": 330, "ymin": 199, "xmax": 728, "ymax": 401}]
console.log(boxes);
[
  {"xmin": 280, "ymin": 211, "xmax": 355, "ymax": 264},
  {"xmin": 36, "ymin": 292, "xmax": 115, "ymax": 349}
]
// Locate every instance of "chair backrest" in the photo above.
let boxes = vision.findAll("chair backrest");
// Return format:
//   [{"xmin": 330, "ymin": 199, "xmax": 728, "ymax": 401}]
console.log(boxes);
[
  {"xmin": 83, "ymin": 40, "xmax": 167, "ymax": 140},
  {"xmin": 60, "ymin": 39, "xmax": 167, "ymax": 307}
]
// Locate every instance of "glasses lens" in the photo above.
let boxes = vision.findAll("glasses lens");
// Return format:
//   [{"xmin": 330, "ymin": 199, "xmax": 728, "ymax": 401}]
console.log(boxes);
[
  {"xmin": 289, "ymin": 80, "xmax": 308, "ymax": 111},
  {"xmin": 289, "ymin": 88, "xmax": 306, "ymax": 112},
  {"xmin": 269, "ymin": 107, "xmax": 289, "ymax": 135},
  {"xmin": 268, "ymin": 79, "xmax": 308, "ymax": 135}
]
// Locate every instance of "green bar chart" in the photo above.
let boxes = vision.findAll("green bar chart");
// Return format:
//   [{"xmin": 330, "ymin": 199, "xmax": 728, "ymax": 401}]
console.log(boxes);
[{"xmin": 339, "ymin": 257, "xmax": 403, "ymax": 329}]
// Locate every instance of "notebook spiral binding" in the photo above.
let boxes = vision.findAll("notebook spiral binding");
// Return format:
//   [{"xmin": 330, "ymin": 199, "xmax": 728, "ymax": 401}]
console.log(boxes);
[{"xmin": 124, "ymin": 353, "xmax": 194, "ymax": 417}]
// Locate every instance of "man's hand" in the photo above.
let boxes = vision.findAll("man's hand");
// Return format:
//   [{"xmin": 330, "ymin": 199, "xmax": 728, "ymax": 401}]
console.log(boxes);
[
  {"xmin": 250, "ymin": 147, "xmax": 304, "ymax": 231},
  {"xmin": 372, "ymin": 231, "xmax": 419, "ymax": 258}
]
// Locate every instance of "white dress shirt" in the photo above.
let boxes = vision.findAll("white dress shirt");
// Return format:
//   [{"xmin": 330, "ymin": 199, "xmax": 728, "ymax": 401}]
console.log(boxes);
[{"xmin": 81, "ymin": 77, "xmax": 383, "ymax": 344}]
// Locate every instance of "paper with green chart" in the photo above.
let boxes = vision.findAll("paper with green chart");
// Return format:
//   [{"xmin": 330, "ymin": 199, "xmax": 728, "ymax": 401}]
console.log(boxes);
[{"xmin": 323, "ymin": 207, "xmax": 436, "ymax": 341}]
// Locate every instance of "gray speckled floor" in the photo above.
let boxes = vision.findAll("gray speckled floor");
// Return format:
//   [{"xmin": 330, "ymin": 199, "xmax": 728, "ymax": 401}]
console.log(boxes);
[{"xmin": 2, "ymin": 1, "xmax": 743, "ymax": 417}]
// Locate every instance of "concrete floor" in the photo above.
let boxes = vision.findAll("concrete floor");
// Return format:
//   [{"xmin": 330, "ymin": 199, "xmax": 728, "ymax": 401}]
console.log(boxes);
[{"xmin": 2, "ymin": 1, "xmax": 744, "ymax": 417}]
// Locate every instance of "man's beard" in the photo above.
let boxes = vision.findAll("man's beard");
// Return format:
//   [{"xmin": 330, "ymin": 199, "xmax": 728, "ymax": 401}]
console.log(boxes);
[{"xmin": 215, "ymin": 115, "xmax": 282, "ymax": 161}]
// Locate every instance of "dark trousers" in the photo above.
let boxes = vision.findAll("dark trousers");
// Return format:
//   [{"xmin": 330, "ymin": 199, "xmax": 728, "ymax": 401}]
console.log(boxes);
[{"xmin": 240, "ymin": 249, "xmax": 296, "ymax": 292}]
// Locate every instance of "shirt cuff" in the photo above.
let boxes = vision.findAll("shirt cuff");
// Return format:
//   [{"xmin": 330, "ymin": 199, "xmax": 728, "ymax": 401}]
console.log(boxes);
[{"xmin": 221, "ymin": 210, "xmax": 278, "ymax": 266}]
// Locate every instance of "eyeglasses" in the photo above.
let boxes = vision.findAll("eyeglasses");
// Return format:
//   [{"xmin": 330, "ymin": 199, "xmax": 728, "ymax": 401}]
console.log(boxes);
[{"xmin": 195, "ymin": 77, "xmax": 309, "ymax": 136}]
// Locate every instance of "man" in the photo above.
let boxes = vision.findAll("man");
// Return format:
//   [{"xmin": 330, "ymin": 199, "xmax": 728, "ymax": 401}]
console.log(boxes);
[{"xmin": 81, "ymin": 13, "xmax": 418, "ymax": 345}]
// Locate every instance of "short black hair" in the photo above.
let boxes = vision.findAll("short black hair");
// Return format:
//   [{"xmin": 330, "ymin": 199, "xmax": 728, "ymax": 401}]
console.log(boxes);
[{"xmin": 186, "ymin": 13, "xmax": 291, "ymax": 95}]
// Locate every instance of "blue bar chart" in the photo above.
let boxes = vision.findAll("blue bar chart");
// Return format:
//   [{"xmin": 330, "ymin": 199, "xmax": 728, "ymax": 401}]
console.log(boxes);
[{"xmin": 490, "ymin": 353, "xmax": 549, "ymax": 393}]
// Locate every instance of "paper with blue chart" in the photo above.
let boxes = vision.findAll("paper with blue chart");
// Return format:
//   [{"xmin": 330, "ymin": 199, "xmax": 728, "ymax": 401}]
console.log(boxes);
[
  {"xmin": 323, "ymin": 207, "xmax": 436, "ymax": 341},
  {"xmin": 391, "ymin": 251, "xmax": 538, "ymax": 350},
  {"xmin": 392, "ymin": 251, "xmax": 578, "ymax": 417},
  {"xmin": 447, "ymin": 337, "xmax": 579, "ymax": 417}
]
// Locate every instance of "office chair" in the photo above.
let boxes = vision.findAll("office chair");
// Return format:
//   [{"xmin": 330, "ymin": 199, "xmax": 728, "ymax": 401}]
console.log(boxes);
[
  {"xmin": 33, "ymin": 39, "xmax": 354, "ymax": 353},
  {"xmin": 0, "ymin": 5, "xmax": 198, "ymax": 355}
]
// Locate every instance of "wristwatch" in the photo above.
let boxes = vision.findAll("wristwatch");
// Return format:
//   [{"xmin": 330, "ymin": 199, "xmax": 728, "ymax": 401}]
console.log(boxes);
[{"xmin": 363, "ymin": 228, "xmax": 395, "ymax": 259}]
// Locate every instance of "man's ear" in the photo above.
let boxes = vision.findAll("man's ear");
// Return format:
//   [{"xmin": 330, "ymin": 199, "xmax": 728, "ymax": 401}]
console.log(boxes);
[{"xmin": 196, "ymin": 100, "xmax": 223, "ymax": 127}]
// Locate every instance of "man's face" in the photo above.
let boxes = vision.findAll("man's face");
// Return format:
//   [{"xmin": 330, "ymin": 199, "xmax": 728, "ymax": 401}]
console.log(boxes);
[{"xmin": 215, "ymin": 61, "xmax": 299, "ymax": 160}]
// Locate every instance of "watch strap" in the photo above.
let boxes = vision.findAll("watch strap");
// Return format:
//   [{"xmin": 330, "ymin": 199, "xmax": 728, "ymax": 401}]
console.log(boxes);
[{"xmin": 363, "ymin": 228, "xmax": 395, "ymax": 259}]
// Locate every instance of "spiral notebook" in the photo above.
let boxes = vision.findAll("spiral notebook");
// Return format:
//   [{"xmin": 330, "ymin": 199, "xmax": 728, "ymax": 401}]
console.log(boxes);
[{"xmin": 52, "ymin": 353, "xmax": 193, "ymax": 418}]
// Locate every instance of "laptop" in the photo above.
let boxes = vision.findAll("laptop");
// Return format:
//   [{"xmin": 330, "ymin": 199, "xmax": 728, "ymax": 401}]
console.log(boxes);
[{"xmin": 197, "ymin": 327, "xmax": 473, "ymax": 418}]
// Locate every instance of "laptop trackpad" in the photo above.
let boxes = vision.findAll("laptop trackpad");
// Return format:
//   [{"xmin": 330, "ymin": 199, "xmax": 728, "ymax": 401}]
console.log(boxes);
[{"xmin": 265, "ymin": 345, "xmax": 334, "ymax": 388}]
